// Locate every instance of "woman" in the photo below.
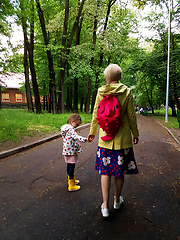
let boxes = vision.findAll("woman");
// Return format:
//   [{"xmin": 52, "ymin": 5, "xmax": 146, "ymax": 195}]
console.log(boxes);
[{"xmin": 88, "ymin": 64, "xmax": 139, "ymax": 217}]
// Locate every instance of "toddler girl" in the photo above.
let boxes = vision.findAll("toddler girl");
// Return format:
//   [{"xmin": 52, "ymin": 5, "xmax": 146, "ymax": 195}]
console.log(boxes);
[{"xmin": 61, "ymin": 113, "xmax": 88, "ymax": 191}]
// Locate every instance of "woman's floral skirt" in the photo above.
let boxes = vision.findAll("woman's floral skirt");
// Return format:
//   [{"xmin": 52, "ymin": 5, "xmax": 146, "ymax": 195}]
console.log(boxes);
[{"xmin": 95, "ymin": 146, "xmax": 138, "ymax": 177}]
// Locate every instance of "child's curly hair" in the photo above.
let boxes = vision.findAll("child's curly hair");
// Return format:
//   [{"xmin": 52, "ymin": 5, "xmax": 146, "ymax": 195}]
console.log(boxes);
[{"xmin": 67, "ymin": 113, "xmax": 82, "ymax": 124}]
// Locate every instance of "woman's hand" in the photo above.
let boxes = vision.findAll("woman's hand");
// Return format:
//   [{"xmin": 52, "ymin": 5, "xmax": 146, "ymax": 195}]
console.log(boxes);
[
  {"xmin": 133, "ymin": 137, "xmax": 139, "ymax": 144},
  {"xmin": 87, "ymin": 135, "xmax": 95, "ymax": 142}
]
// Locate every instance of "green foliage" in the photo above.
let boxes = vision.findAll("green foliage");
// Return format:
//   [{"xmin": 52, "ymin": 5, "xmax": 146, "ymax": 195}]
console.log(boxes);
[
  {"xmin": 1, "ymin": 0, "xmax": 179, "ymax": 115},
  {"xmin": 4, "ymin": 53, "xmax": 24, "ymax": 72},
  {"xmin": 0, "ymin": 109, "xmax": 92, "ymax": 143},
  {"xmin": 0, "ymin": 0, "xmax": 14, "ymax": 36}
]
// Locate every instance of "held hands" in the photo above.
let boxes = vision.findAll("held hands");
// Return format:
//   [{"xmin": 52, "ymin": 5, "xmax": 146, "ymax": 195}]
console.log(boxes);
[
  {"xmin": 133, "ymin": 137, "xmax": 139, "ymax": 144},
  {"xmin": 86, "ymin": 134, "xmax": 95, "ymax": 142},
  {"xmin": 86, "ymin": 135, "xmax": 138, "ymax": 144}
]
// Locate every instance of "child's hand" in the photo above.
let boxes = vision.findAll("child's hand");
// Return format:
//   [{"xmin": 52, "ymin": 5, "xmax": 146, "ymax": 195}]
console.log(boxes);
[{"xmin": 85, "ymin": 138, "xmax": 91, "ymax": 142}]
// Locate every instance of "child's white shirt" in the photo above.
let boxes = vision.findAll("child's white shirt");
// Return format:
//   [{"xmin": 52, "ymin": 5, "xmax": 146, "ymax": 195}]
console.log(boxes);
[{"xmin": 61, "ymin": 124, "xmax": 86, "ymax": 155}]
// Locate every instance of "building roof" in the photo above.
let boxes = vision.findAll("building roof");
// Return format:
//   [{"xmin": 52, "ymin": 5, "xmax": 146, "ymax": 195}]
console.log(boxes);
[{"xmin": 0, "ymin": 72, "xmax": 25, "ymax": 89}]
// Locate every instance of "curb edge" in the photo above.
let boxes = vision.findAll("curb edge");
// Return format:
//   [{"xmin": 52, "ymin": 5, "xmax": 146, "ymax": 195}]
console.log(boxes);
[{"xmin": 158, "ymin": 122, "xmax": 180, "ymax": 146}]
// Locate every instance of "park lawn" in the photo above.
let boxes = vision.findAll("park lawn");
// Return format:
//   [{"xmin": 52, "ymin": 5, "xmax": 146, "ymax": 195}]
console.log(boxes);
[
  {"xmin": 0, "ymin": 108, "xmax": 179, "ymax": 144},
  {"xmin": 148, "ymin": 109, "xmax": 179, "ymax": 129},
  {"xmin": 0, "ymin": 109, "xmax": 92, "ymax": 143},
  {"xmin": 152, "ymin": 115, "xmax": 179, "ymax": 128}
]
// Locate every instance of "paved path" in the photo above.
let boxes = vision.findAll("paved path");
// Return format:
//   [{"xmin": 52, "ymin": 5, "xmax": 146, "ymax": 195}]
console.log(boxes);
[{"xmin": 0, "ymin": 115, "xmax": 179, "ymax": 240}]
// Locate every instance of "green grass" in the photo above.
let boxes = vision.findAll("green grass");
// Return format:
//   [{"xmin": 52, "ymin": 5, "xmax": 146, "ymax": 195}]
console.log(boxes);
[
  {"xmin": 147, "ymin": 108, "xmax": 179, "ymax": 129},
  {"xmin": 0, "ymin": 109, "xmax": 92, "ymax": 143},
  {"xmin": 1, "ymin": 108, "xmax": 179, "ymax": 144}
]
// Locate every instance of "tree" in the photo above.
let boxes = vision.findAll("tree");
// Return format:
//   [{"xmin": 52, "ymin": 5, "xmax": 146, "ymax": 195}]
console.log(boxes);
[
  {"xmin": 85, "ymin": 0, "xmax": 99, "ymax": 114},
  {"xmin": 19, "ymin": 0, "xmax": 34, "ymax": 112},
  {"xmin": 142, "ymin": 1, "xmax": 180, "ymax": 114},
  {"xmin": 36, "ymin": 0, "xmax": 56, "ymax": 114},
  {"xmin": 73, "ymin": 4, "xmax": 84, "ymax": 112},
  {"xmin": 23, "ymin": 33, "xmax": 34, "ymax": 112},
  {"xmin": 91, "ymin": 0, "xmax": 117, "ymax": 113},
  {"xmin": 169, "ymin": 0, "xmax": 180, "ymax": 112},
  {"xmin": 0, "ymin": 0, "xmax": 14, "ymax": 69},
  {"xmin": 57, "ymin": 0, "xmax": 86, "ymax": 113},
  {"xmin": 0, "ymin": 0, "xmax": 13, "ymax": 36},
  {"xmin": 19, "ymin": 0, "xmax": 41, "ymax": 113}
]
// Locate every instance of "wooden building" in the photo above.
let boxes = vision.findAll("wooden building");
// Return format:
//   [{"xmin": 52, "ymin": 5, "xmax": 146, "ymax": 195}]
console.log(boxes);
[
  {"xmin": 0, "ymin": 72, "xmax": 49, "ymax": 109},
  {"xmin": 0, "ymin": 72, "xmax": 27, "ymax": 107}
]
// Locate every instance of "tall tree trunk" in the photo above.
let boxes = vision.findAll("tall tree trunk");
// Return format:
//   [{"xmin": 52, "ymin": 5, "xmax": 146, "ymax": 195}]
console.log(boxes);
[
  {"xmin": 73, "ymin": 77, "xmax": 78, "ymax": 111},
  {"xmin": 169, "ymin": 99, "xmax": 176, "ymax": 117},
  {"xmin": 57, "ymin": 0, "xmax": 86, "ymax": 113},
  {"xmin": 170, "ymin": 26, "xmax": 180, "ymax": 112},
  {"xmin": 24, "ymin": 33, "xmax": 34, "ymax": 112},
  {"xmin": 91, "ymin": 0, "xmax": 116, "ymax": 113},
  {"xmin": 86, "ymin": 3, "xmax": 98, "ymax": 114},
  {"xmin": 57, "ymin": 0, "xmax": 69, "ymax": 113},
  {"xmin": 80, "ymin": 92, "xmax": 84, "ymax": 112},
  {"xmin": 69, "ymin": 87, "xmax": 73, "ymax": 111},
  {"xmin": 66, "ymin": 86, "xmax": 70, "ymax": 111},
  {"xmin": 36, "ymin": 0, "xmax": 56, "ymax": 114},
  {"xmin": 20, "ymin": 0, "xmax": 41, "ymax": 113},
  {"xmin": 144, "ymin": 77, "xmax": 154, "ymax": 114},
  {"xmin": 85, "ymin": 76, "xmax": 92, "ymax": 114},
  {"xmin": 73, "ymin": 15, "xmax": 83, "ymax": 112},
  {"xmin": 28, "ymin": 0, "xmax": 41, "ymax": 113},
  {"xmin": 66, "ymin": 62, "xmax": 70, "ymax": 111}
]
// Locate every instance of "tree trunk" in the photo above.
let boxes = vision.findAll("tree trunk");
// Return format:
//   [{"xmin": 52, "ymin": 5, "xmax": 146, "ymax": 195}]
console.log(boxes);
[
  {"xmin": 80, "ymin": 92, "xmax": 84, "ymax": 112},
  {"xmin": 69, "ymin": 87, "xmax": 73, "ymax": 111},
  {"xmin": 86, "ymin": 4, "xmax": 98, "ymax": 114},
  {"xmin": 66, "ymin": 62, "xmax": 70, "ymax": 111},
  {"xmin": 169, "ymin": 0, "xmax": 180, "ymax": 112},
  {"xmin": 91, "ymin": 0, "xmax": 116, "ymax": 113},
  {"xmin": 73, "ymin": 77, "xmax": 78, "ymax": 111},
  {"xmin": 170, "ymin": 34, "xmax": 180, "ymax": 112},
  {"xmin": 66, "ymin": 86, "xmax": 70, "ymax": 111},
  {"xmin": 23, "ymin": 33, "xmax": 34, "ymax": 112},
  {"xmin": 19, "ymin": 0, "xmax": 40, "ymax": 113},
  {"xmin": 36, "ymin": 0, "xmax": 56, "ymax": 114},
  {"xmin": 73, "ymin": 15, "xmax": 84, "ymax": 112},
  {"xmin": 144, "ymin": 77, "xmax": 154, "ymax": 114},
  {"xmin": 58, "ymin": 0, "xmax": 86, "ymax": 113},
  {"xmin": 28, "ymin": 0, "xmax": 41, "ymax": 113},
  {"xmin": 57, "ymin": 0, "xmax": 69, "ymax": 113},
  {"xmin": 91, "ymin": 53, "xmax": 103, "ymax": 113},
  {"xmin": 86, "ymin": 76, "xmax": 92, "ymax": 114}
]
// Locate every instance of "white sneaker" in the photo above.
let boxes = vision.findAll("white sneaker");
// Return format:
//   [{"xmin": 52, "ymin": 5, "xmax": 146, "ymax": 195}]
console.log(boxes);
[
  {"xmin": 113, "ymin": 196, "xmax": 124, "ymax": 209},
  {"xmin": 101, "ymin": 203, "xmax": 109, "ymax": 217}
]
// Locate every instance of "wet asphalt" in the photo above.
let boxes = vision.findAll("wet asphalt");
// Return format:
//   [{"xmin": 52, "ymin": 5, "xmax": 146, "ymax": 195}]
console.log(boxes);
[{"xmin": 0, "ymin": 115, "xmax": 179, "ymax": 240}]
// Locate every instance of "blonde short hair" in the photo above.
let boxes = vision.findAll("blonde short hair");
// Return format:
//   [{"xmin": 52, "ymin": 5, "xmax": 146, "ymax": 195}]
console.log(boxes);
[
  {"xmin": 67, "ymin": 113, "xmax": 82, "ymax": 124},
  {"xmin": 104, "ymin": 64, "xmax": 122, "ymax": 82}
]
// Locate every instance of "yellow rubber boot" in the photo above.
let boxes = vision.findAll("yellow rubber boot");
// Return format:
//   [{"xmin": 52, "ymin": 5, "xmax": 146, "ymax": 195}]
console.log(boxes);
[
  {"xmin": 73, "ymin": 174, "xmax": 80, "ymax": 184},
  {"xmin": 68, "ymin": 176, "xmax": 79, "ymax": 185},
  {"xmin": 68, "ymin": 179, "xmax": 81, "ymax": 191}
]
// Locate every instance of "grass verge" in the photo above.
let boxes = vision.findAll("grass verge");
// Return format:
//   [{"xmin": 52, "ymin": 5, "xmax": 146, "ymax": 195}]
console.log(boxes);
[
  {"xmin": 147, "ymin": 109, "xmax": 179, "ymax": 129},
  {"xmin": 0, "ymin": 109, "xmax": 92, "ymax": 143}
]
